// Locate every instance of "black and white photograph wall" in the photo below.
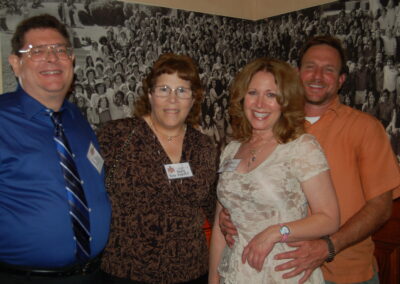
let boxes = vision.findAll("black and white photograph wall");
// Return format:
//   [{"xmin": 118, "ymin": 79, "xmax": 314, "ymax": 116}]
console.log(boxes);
[{"xmin": 1, "ymin": 0, "xmax": 399, "ymax": 160}]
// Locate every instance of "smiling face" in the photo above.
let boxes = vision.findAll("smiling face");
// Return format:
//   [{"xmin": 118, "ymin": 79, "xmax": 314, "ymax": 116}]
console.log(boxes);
[
  {"xmin": 368, "ymin": 92, "xmax": 375, "ymax": 104},
  {"xmin": 244, "ymin": 71, "xmax": 281, "ymax": 135},
  {"xmin": 8, "ymin": 28, "xmax": 74, "ymax": 110},
  {"xmin": 99, "ymin": 97, "xmax": 108, "ymax": 108},
  {"xmin": 299, "ymin": 44, "xmax": 346, "ymax": 107},
  {"xmin": 205, "ymin": 114, "xmax": 211, "ymax": 125},
  {"xmin": 149, "ymin": 72, "xmax": 194, "ymax": 131}
]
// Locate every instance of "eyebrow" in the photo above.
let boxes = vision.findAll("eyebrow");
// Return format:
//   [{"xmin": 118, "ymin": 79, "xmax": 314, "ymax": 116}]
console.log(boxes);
[{"xmin": 302, "ymin": 61, "xmax": 338, "ymax": 69}]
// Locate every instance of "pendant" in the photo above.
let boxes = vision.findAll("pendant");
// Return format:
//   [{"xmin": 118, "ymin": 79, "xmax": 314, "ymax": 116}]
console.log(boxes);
[{"xmin": 248, "ymin": 153, "xmax": 256, "ymax": 168}]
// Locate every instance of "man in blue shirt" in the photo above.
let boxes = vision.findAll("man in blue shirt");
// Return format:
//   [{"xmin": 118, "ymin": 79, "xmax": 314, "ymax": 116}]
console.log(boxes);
[{"xmin": 0, "ymin": 14, "xmax": 111, "ymax": 283}]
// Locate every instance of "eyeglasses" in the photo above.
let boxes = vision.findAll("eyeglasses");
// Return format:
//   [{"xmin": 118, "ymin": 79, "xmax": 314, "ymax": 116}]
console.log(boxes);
[
  {"xmin": 152, "ymin": 85, "xmax": 192, "ymax": 99},
  {"xmin": 18, "ymin": 44, "xmax": 74, "ymax": 62}
]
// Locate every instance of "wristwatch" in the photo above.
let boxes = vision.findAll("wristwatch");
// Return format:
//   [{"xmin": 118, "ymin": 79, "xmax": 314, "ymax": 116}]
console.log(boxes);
[
  {"xmin": 321, "ymin": 235, "xmax": 336, "ymax": 262},
  {"xmin": 279, "ymin": 224, "xmax": 290, "ymax": 242}
]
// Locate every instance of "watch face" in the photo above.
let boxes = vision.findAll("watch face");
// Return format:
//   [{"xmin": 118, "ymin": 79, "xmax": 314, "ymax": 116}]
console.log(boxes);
[{"xmin": 280, "ymin": 225, "xmax": 290, "ymax": 235}]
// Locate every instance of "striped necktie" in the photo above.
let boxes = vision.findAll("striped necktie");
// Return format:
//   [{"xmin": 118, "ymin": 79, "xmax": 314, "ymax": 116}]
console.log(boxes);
[{"xmin": 50, "ymin": 111, "xmax": 91, "ymax": 262}]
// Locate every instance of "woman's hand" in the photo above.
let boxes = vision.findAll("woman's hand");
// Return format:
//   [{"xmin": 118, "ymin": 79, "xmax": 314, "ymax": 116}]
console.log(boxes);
[{"xmin": 241, "ymin": 226, "xmax": 279, "ymax": 271}]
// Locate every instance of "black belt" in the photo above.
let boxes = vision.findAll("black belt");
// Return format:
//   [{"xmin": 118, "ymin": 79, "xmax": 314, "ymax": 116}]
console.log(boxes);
[{"xmin": 0, "ymin": 254, "xmax": 101, "ymax": 278}]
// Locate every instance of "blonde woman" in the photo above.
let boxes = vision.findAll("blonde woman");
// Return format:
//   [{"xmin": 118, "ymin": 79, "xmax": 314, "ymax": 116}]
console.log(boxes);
[{"xmin": 209, "ymin": 58, "xmax": 339, "ymax": 284}]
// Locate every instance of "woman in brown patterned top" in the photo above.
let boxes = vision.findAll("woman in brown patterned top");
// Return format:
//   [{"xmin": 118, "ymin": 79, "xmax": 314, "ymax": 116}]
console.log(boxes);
[{"xmin": 98, "ymin": 53, "xmax": 218, "ymax": 284}]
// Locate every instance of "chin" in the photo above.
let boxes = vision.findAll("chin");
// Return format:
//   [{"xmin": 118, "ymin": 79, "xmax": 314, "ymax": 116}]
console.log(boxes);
[
  {"xmin": 306, "ymin": 96, "xmax": 328, "ymax": 105},
  {"xmin": 251, "ymin": 123, "xmax": 271, "ymax": 131},
  {"xmin": 164, "ymin": 120, "xmax": 184, "ymax": 128}
]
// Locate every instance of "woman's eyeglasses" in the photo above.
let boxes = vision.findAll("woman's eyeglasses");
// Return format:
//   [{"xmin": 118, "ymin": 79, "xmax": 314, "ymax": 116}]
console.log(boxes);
[{"xmin": 152, "ymin": 85, "xmax": 192, "ymax": 99}]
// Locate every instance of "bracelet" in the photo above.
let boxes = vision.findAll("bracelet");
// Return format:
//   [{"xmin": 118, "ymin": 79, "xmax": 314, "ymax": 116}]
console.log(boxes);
[{"xmin": 321, "ymin": 235, "xmax": 336, "ymax": 263}]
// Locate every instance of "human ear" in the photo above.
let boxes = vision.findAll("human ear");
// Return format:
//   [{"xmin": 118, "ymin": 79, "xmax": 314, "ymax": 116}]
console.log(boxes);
[
  {"xmin": 8, "ymin": 54, "xmax": 22, "ymax": 77},
  {"xmin": 338, "ymin": 73, "xmax": 346, "ymax": 89}
]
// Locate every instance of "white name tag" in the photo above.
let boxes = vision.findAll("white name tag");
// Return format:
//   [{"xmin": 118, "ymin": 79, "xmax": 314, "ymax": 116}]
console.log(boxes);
[
  {"xmin": 87, "ymin": 142, "xmax": 104, "ymax": 174},
  {"xmin": 218, "ymin": 159, "xmax": 241, "ymax": 173},
  {"xmin": 164, "ymin": 162, "xmax": 193, "ymax": 179}
]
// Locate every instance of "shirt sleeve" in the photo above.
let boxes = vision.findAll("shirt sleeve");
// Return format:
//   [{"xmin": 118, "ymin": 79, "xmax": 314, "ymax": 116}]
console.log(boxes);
[
  {"xmin": 218, "ymin": 141, "xmax": 239, "ymax": 170},
  {"xmin": 357, "ymin": 117, "xmax": 400, "ymax": 201},
  {"xmin": 291, "ymin": 134, "xmax": 330, "ymax": 183}
]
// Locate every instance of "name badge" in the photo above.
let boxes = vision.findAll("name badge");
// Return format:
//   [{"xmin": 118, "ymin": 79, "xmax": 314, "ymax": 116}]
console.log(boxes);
[
  {"xmin": 218, "ymin": 159, "xmax": 241, "ymax": 173},
  {"xmin": 87, "ymin": 142, "xmax": 104, "ymax": 174},
  {"xmin": 164, "ymin": 162, "xmax": 193, "ymax": 179}
]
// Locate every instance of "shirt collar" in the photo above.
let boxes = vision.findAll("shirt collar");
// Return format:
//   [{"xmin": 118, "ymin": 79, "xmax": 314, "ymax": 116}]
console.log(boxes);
[
  {"xmin": 16, "ymin": 84, "xmax": 74, "ymax": 119},
  {"xmin": 305, "ymin": 95, "xmax": 342, "ymax": 127},
  {"xmin": 311, "ymin": 95, "xmax": 342, "ymax": 119},
  {"xmin": 325, "ymin": 95, "xmax": 343, "ymax": 117}
]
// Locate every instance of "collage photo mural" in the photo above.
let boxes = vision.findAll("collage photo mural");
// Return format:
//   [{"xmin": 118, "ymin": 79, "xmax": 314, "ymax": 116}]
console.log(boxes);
[{"xmin": 0, "ymin": 0, "xmax": 399, "ymax": 160}]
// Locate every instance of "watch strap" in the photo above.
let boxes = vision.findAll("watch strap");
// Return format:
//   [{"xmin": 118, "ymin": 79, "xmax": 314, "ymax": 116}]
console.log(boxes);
[{"xmin": 321, "ymin": 235, "xmax": 336, "ymax": 263}]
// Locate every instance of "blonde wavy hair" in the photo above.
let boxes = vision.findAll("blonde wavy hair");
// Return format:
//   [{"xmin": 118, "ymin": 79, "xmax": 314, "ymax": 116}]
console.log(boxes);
[{"xmin": 229, "ymin": 58, "xmax": 305, "ymax": 143}]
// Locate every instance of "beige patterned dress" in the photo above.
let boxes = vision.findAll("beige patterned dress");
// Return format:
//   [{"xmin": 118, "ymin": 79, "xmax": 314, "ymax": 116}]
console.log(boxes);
[{"xmin": 217, "ymin": 134, "xmax": 327, "ymax": 284}]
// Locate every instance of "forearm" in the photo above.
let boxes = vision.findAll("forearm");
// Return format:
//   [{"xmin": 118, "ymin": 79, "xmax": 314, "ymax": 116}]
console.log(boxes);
[
  {"xmin": 283, "ymin": 170, "xmax": 340, "ymax": 242},
  {"xmin": 282, "ymin": 212, "xmax": 339, "ymax": 243},
  {"xmin": 330, "ymin": 191, "xmax": 393, "ymax": 254},
  {"xmin": 255, "ymin": 213, "xmax": 337, "ymax": 247},
  {"xmin": 209, "ymin": 203, "xmax": 226, "ymax": 284},
  {"xmin": 202, "ymin": 189, "xmax": 217, "ymax": 226},
  {"xmin": 202, "ymin": 149, "xmax": 219, "ymax": 224},
  {"xmin": 242, "ymin": 209, "xmax": 339, "ymax": 272},
  {"xmin": 214, "ymin": 127, "xmax": 220, "ymax": 142}
]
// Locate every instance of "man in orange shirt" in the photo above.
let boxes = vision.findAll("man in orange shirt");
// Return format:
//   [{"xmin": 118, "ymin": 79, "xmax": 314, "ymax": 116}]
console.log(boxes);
[{"xmin": 219, "ymin": 36, "xmax": 400, "ymax": 283}]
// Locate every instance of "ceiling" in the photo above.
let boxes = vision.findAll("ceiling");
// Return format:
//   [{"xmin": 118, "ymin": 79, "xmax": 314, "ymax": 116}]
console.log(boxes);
[{"xmin": 127, "ymin": 0, "xmax": 337, "ymax": 20}]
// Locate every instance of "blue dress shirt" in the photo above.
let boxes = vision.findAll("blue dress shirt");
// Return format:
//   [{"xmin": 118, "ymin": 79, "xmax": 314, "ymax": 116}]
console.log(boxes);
[{"xmin": 0, "ymin": 85, "xmax": 111, "ymax": 267}]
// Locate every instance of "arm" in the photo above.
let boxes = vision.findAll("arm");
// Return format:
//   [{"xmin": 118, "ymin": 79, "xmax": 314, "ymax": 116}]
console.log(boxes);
[
  {"xmin": 219, "ymin": 207, "xmax": 238, "ymax": 247},
  {"xmin": 201, "ymin": 139, "xmax": 219, "ymax": 224},
  {"xmin": 215, "ymin": 92, "xmax": 225, "ymax": 101},
  {"xmin": 361, "ymin": 102, "xmax": 367, "ymax": 112},
  {"xmin": 213, "ymin": 125, "xmax": 221, "ymax": 142},
  {"xmin": 275, "ymin": 117, "xmax": 398, "ymax": 283},
  {"xmin": 242, "ymin": 170, "xmax": 340, "ymax": 271},
  {"xmin": 386, "ymin": 108, "xmax": 397, "ymax": 133},
  {"xmin": 329, "ymin": 190, "xmax": 392, "ymax": 255},
  {"xmin": 209, "ymin": 202, "xmax": 227, "ymax": 284},
  {"xmin": 275, "ymin": 191, "xmax": 393, "ymax": 283}
]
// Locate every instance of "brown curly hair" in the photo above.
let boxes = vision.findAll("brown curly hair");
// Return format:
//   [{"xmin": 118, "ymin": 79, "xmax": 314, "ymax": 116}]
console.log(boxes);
[
  {"xmin": 134, "ymin": 53, "xmax": 203, "ymax": 127},
  {"xmin": 229, "ymin": 58, "xmax": 305, "ymax": 143}
]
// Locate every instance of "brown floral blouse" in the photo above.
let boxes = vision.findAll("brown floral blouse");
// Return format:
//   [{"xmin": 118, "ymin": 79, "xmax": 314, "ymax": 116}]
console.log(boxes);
[{"xmin": 98, "ymin": 117, "xmax": 218, "ymax": 284}]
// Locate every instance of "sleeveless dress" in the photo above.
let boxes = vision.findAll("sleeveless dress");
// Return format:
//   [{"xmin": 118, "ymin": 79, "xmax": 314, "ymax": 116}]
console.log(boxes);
[{"xmin": 217, "ymin": 134, "xmax": 327, "ymax": 284}]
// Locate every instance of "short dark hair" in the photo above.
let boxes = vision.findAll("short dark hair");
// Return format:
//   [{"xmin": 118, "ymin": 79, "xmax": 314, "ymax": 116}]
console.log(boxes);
[
  {"xmin": 11, "ymin": 14, "xmax": 71, "ymax": 56},
  {"xmin": 298, "ymin": 35, "xmax": 347, "ymax": 75},
  {"xmin": 95, "ymin": 82, "xmax": 106, "ymax": 93}
]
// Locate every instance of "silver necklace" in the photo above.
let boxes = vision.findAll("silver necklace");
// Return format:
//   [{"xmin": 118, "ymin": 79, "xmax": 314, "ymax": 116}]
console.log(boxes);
[
  {"xmin": 247, "ymin": 138, "xmax": 275, "ymax": 168},
  {"xmin": 150, "ymin": 118, "xmax": 186, "ymax": 142}
]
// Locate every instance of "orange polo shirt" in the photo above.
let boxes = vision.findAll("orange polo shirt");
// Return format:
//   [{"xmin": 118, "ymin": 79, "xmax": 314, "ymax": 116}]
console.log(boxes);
[{"xmin": 305, "ymin": 96, "xmax": 400, "ymax": 283}]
